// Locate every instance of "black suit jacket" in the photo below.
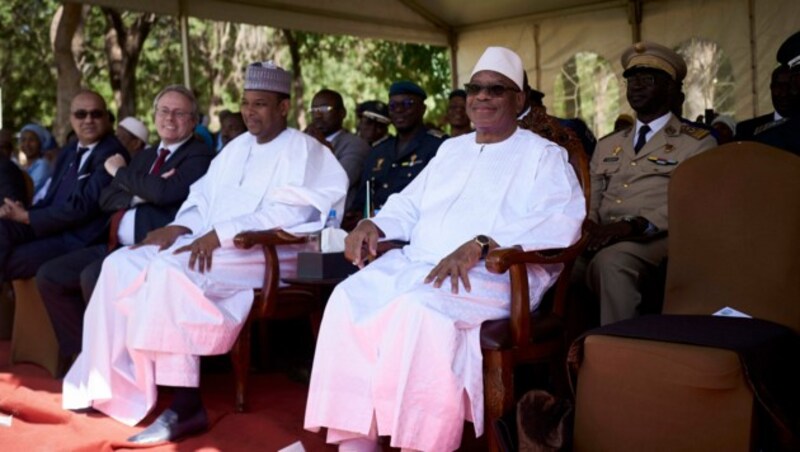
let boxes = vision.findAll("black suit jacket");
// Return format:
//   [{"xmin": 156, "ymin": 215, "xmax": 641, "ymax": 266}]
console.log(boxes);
[
  {"xmin": 0, "ymin": 159, "xmax": 27, "ymax": 205},
  {"xmin": 28, "ymin": 134, "xmax": 127, "ymax": 244},
  {"xmin": 735, "ymin": 113, "xmax": 774, "ymax": 141},
  {"xmin": 99, "ymin": 137, "xmax": 214, "ymax": 242}
]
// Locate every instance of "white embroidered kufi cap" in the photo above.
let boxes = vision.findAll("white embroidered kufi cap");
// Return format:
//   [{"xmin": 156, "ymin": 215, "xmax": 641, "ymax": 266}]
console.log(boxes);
[
  {"xmin": 244, "ymin": 61, "xmax": 292, "ymax": 95},
  {"xmin": 118, "ymin": 117, "xmax": 149, "ymax": 143},
  {"xmin": 470, "ymin": 46, "xmax": 524, "ymax": 90}
]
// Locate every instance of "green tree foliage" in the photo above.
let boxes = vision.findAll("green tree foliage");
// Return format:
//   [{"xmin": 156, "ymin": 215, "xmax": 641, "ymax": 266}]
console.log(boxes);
[
  {"xmin": 0, "ymin": 0, "xmax": 59, "ymax": 131},
  {"xmin": 1, "ymin": 2, "xmax": 451, "ymax": 139}
]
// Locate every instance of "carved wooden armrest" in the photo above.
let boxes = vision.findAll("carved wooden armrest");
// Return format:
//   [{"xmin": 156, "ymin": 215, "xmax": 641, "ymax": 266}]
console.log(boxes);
[
  {"xmin": 234, "ymin": 229, "xmax": 308, "ymax": 250},
  {"xmin": 485, "ymin": 233, "xmax": 589, "ymax": 274}
]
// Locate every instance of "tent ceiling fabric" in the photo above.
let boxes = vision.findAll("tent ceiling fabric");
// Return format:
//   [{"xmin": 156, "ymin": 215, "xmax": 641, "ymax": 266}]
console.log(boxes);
[{"xmin": 76, "ymin": 0, "xmax": 617, "ymax": 45}]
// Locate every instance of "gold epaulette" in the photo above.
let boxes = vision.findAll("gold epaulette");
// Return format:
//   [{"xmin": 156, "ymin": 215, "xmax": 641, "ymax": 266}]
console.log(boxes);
[{"xmin": 680, "ymin": 123, "xmax": 711, "ymax": 140}]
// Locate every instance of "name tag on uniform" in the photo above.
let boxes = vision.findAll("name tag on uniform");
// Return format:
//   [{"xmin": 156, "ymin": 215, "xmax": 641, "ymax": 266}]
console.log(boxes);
[{"xmin": 603, "ymin": 157, "xmax": 619, "ymax": 163}]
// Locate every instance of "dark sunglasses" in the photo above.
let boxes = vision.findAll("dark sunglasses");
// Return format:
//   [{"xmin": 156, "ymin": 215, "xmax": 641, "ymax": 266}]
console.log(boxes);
[
  {"xmin": 72, "ymin": 109, "xmax": 106, "ymax": 120},
  {"xmin": 464, "ymin": 83, "xmax": 520, "ymax": 97},
  {"xmin": 388, "ymin": 99, "xmax": 417, "ymax": 111}
]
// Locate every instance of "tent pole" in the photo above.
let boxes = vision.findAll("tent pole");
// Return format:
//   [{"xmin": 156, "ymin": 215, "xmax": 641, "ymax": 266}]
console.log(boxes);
[
  {"xmin": 748, "ymin": 0, "xmax": 757, "ymax": 117},
  {"xmin": 449, "ymin": 31, "xmax": 458, "ymax": 89},
  {"xmin": 180, "ymin": 9, "xmax": 191, "ymax": 90},
  {"xmin": 628, "ymin": 0, "xmax": 642, "ymax": 43},
  {"xmin": 534, "ymin": 24, "xmax": 542, "ymax": 91}
]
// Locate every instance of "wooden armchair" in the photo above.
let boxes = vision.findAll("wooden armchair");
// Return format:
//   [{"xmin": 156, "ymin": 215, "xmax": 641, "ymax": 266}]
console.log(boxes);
[
  {"xmin": 478, "ymin": 112, "xmax": 591, "ymax": 451},
  {"xmin": 230, "ymin": 229, "xmax": 323, "ymax": 412}
]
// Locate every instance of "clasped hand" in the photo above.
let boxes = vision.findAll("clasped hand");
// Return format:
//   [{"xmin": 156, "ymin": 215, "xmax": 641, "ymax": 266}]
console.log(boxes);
[
  {"xmin": 585, "ymin": 220, "xmax": 635, "ymax": 252},
  {"xmin": 0, "ymin": 198, "xmax": 29, "ymax": 224},
  {"xmin": 133, "ymin": 226, "xmax": 220, "ymax": 273}
]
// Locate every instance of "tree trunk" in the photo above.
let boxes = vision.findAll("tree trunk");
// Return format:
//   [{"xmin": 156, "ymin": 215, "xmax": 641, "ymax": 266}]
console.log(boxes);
[
  {"xmin": 102, "ymin": 7, "xmax": 156, "ymax": 120},
  {"xmin": 51, "ymin": 2, "xmax": 85, "ymax": 145},
  {"xmin": 282, "ymin": 29, "xmax": 305, "ymax": 130}
]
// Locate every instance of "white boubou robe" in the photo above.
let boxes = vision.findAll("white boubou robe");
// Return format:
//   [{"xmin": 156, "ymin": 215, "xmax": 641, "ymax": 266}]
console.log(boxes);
[
  {"xmin": 304, "ymin": 128, "xmax": 586, "ymax": 451},
  {"xmin": 63, "ymin": 128, "xmax": 348, "ymax": 426}
]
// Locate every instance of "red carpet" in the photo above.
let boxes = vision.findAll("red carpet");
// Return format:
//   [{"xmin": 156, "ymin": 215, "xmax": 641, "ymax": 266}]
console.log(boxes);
[
  {"xmin": 0, "ymin": 341, "xmax": 486, "ymax": 451},
  {"xmin": 0, "ymin": 340, "xmax": 333, "ymax": 451}
]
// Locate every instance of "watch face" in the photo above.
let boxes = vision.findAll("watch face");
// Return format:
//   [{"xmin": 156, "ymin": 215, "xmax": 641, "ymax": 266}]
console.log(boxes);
[{"xmin": 476, "ymin": 234, "xmax": 490, "ymax": 245}]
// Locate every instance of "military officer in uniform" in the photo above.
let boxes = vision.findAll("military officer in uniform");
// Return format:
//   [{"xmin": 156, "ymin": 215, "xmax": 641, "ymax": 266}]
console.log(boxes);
[
  {"xmin": 578, "ymin": 41, "xmax": 717, "ymax": 325},
  {"xmin": 346, "ymin": 81, "xmax": 445, "ymax": 226},
  {"xmin": 757, "ymin": 30, "xmax": 800, "ymax": 156}
]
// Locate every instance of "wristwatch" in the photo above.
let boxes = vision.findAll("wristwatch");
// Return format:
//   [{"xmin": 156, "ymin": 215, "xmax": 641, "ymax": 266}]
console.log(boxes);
[{"xmin": 474, "ymin": 234, "xmax": 491, "ymax": 259}]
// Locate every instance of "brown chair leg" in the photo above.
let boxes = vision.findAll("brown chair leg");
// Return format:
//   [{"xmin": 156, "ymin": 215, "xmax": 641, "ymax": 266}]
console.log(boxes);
[
  {"xmin": 231, "ymin": 314, "xmax": 253, "ymax": 413},
  {"xmin": 483, "ymin": 349, "xmax": 515, "ymax": 452}
]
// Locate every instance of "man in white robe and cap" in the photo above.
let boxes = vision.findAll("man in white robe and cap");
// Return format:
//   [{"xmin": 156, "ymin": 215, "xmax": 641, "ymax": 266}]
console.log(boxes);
[
  {"xmin": 304, "ymin": 47, "xmax": 586, "ymax": 451},
  {"xmin": 63, "ymin": 61, "xmax": 348, "ymax": 443}
]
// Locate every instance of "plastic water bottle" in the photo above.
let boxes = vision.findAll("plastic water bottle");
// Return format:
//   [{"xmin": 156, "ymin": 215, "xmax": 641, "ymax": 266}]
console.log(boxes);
[{"xmin": 324, "ymin": 209, "xmax": 338, "ymax": 229}]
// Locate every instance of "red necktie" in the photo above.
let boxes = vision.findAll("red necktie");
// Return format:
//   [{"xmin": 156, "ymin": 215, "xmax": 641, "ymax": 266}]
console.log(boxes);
[{"xmin": 108, "ymin": 148, "xmax": 171, "ymax": 250}]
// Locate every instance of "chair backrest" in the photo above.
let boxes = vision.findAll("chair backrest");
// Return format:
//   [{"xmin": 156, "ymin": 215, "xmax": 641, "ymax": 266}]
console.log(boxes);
[
  {"xmin": 664, "ymin": 142, "xmax": 800, "ymax": 332},
  {"xmin": 518, "ymin": 107, "xmax": 591, "ymax": 211}
]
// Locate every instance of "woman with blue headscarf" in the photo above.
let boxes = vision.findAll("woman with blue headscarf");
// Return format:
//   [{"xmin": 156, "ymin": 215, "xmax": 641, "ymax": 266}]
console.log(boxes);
[{"xmin": 19, "ymin": 123, "xmax": 55, "ymax": 193}]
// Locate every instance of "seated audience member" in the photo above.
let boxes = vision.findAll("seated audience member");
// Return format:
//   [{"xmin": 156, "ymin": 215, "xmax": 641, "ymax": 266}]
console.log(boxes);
[
  {"xmin": 446, "ymin": 89, "xmax": 472, "ymax": 136},
  {"xmin": 116, "ymin": 116, "xmax": 149, "ymax": 157},
  {"xmin": 757, "ymin": 31, "xmax": 800, "ymax": 155},
  {"xmin": 0, "ymin": 129, "xmax": 27, "ymax": 205},
  {"xmin": 575, "ymin": 42, "xmax": 716, "ymax": 325},
  {"xmin": 62, "ymin": 61, "xmax": 347, "ymax": 444},
  {"xmin": 305, "ymin": 46, "xmax": 585, "ymax": 451},
  {"xmin": 37, "ymin": 85, "xmax": 214, "ymax": 372},
  {"xmin": 356, "ymin": 100, "xmax": 391, "ymax": 146},
  {"xmin": 0, "ymin": 90, "xmax": 125, "ymax": 284},
  {"xmin": 347, "ymin": 81, "xmax": 445, "ymax": 222},
  {"xmin": 306, "ymin": 89, "xmax": 372, "ymax": 211},
  {"xmin": 19, "ymin": 123, "xmax": 56, "ymax": 193},
  {"xmin": 711, "ymin": 114, "xmax": 736, "ymax": 144},
  {"xmin": 736, "ymin": 65, "xmax": 793, "ymax": 140},
  {"xmin": 218, "ymin": 110, "xmax": 246, "ymax": 150}
]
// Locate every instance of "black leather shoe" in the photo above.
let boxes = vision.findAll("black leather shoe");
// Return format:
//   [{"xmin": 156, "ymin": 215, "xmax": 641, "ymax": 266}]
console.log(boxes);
[{"xmin": 126, "ymin": 408, "xmax": 208, "ymax": 444}]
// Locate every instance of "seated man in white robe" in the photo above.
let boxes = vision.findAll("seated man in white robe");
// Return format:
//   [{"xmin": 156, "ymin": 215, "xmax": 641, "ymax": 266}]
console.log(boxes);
[
  {"xmin": 304, "ymin": 47, "xmax": 586, "ymax": 451},
  {"xmin": 63, "ymin": 62, "xmax": 348, "ymax": 444}
]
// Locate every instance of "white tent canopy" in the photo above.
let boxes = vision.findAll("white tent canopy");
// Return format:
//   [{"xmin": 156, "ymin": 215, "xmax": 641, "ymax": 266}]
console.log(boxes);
[{"xmin": 78, "ymin": 0, "xmax": 799, "ymax": 132}]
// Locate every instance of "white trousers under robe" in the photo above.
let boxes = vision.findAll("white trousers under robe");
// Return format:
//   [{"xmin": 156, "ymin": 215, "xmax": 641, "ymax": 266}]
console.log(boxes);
[
  {"xmin": 305, "ymin": 249, "xmax": 558, "ymax": 451},
  {"xmin": 63, "ymin": 236, "xmax": 300, "ymax": 426}
]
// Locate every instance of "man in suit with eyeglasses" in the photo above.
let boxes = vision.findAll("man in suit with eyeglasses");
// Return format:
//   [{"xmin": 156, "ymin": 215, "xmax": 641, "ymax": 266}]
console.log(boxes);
[
  {"xmin": 0, "ymin": 89, "xmax": 126, "ymax": 284},
  {"xmin": 305, "ymin": 88, "xmax": 371, "ymax": 211},
  {"xmin": 346, "ymin": 81, "xmax": 445, "ymax": 227},
  {"xmin": 36, "ymin": 85, "xmax": 214, "ymax": 375}
]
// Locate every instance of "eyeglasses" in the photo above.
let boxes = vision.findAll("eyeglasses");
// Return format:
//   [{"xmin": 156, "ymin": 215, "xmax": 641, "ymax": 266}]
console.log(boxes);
[
  {"xmin": 72, "ymin": 109, "xmax": 106, "ymax": 120},
  {"xmin": 463, "ymin": 83, "xmax": 520, "ymax": 97},
  {"xmin": 388, "ymin": 99, "xmax": 417, "ymax": 111},
  {"xmin": 309, "ymin": 105, "xmax": 335, "ymax": 114},
  {"xmin": 155, "ymin": 108, "xmax": 192, "ymax": 119},
  {"xmin": 625, "ymin": 73, "xmax": 657, "ymax": 87}
]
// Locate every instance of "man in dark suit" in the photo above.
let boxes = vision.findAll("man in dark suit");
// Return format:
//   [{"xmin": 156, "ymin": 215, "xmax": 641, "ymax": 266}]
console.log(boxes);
[
  {"xmin": 756, "ymin": 30, "xmax": 800, "ymax": 155},
  {"xmin": 37, "ymin": 85, "xmax": 214, "ymax": 366},
  {"xmin": 736, "ymin": 65, "xmax": 794, "ymax": 140},
  {"xmin": 305, "ymin": 89, "xmax": 372, "ymax": 211},
  {"xmin": 0, "ymin": 90, "xmax": 125, "ymax": 283},
  {"xmin": 0, "ymin": 129, "xmax": 28, "ymax": 205}
]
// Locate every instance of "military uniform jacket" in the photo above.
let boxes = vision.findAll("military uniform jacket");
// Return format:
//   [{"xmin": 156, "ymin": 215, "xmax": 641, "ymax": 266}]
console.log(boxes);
[
  {"xmin": 353, "ymin": 126, "xmax": 445, "ymax": 212},
  {"xmin": 589, "ymin": 113, "xmax": 716, "ymax": 231}
]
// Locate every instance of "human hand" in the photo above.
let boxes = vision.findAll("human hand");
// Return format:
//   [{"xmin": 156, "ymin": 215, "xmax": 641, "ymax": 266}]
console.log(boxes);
[
  {"xmin": 344, "ymin": 220, "xmax": 384, "ymax": 268},
  {"xmin": 2, "ymin": 198, "xmax": 29, "ymax": 224},
  {"xmin": 586, "ymin": 220, "xmax": 635, "ymax": 252},
  {"xmin": 303, "ymin": 125, "xmax": 332, "ymax": 150},
  {"xmin": 174, "ymin": 230, "xmax": 221, "ymax": 273},
  {"xmin": 104, "ymin": 153, "xmax": 127, "ymax": 177},
  {"xmin": 424, "ymin": 239, "xmax": 484, "ymax": 294},
  {"xmin": 161, "ymin": 168, "xmax": 176, "ymax": 179},
  {"xmin": 132, "ymin": 225, "xmax": 191, "ymax": 251}
]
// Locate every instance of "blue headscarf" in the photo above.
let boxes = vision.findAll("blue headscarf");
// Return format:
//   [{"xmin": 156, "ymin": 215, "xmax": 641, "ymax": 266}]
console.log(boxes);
[{"xmin": 20, "ymin": 123, "xmax": 56, "ymax": 150}]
